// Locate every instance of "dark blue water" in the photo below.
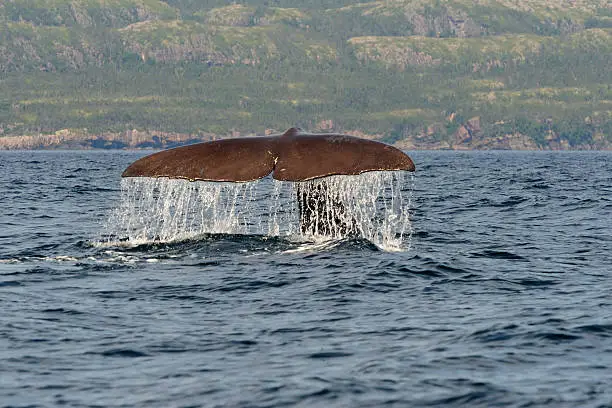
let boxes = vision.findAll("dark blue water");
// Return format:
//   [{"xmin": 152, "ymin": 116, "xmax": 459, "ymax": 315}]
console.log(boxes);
[{"xmin": 1, "ymin": 150, "xmax": 611, "ymax": 407}]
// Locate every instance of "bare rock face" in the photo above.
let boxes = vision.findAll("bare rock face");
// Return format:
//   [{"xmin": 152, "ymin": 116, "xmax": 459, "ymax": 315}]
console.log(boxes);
[
  {"xmin": 466, "ymin": 116, "xmax": 481, "ymax": 134},
  {"xmin": 506, "ymin": 133, "xmax": 539, "ymax": 150},
  {"xmin": 453, "ymin": 125, "xmax": 471, "ymax": 144},
  {"xmin": 470, "ymin": 133, "xmax": 540, "ymax": 150},
  {"xmin": 0, "ymin": 129, "xmax": 213, "ymax": 150},
  {"xmin": 407, "ymin": 7, "xmax": 482, "ymax": 38},
  {"xmin": 316, "ymin": 119, "xmax": 335, "ymax": 131}
]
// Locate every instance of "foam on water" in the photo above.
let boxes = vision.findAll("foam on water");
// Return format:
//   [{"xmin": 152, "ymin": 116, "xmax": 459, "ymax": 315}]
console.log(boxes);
[{"xmin": 101, "ymin": 171, "xmax": 412, "ymax": 251}]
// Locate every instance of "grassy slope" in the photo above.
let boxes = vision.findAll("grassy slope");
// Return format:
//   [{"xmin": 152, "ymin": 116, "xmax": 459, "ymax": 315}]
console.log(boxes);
[{"xmin": 0, "ymin": 0, "xmax": 610, "ymax": 148}]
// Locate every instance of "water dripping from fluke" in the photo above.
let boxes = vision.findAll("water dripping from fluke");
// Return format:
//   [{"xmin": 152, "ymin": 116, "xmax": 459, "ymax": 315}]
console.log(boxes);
[
  {"xmin": 100, "ymin": 172, "xmax": 412, "ymax": 251},
  {"xmin": 100, "ymin": 129, "xmax": 416, "ymax": 252}
]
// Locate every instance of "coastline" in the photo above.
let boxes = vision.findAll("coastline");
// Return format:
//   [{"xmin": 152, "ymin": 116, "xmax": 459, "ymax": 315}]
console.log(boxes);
[{"xmin": 0, "ymin": 128, "xmax": 610, "ymax": 151}]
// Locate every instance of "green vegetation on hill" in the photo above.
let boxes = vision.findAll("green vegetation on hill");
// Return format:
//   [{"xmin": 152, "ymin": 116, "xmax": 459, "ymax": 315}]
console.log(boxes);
[
  {"xmin": 0, "ymin": 0, "xmax": 610, "ymax": 149},
  {"xmin": 1, "ymin": 0, "xmax": 177, "ymax": 27}
]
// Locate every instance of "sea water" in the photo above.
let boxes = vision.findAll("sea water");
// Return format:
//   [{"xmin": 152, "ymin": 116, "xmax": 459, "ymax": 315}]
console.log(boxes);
[{"xmin": 1, "ymin": 150, "xmax": 611, "ymax": 407}]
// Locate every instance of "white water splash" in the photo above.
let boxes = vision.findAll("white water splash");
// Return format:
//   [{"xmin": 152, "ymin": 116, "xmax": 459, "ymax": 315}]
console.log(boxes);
[
  {"xmin": 101, "ymin": 171, "xmax": 412, "ymax": 251},
  {"xmin": 295, "ymin": 172, "xmax": 412, "ymax": 250}
]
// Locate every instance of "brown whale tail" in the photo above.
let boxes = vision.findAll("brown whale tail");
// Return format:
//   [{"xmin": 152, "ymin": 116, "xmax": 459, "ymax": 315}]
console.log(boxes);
[{"xmin": 121, "ymin": 127, "xmax": 415, "ymax": 182}]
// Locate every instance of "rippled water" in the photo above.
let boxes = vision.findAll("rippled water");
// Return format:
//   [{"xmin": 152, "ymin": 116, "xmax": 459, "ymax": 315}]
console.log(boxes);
[{"xmin": 1, "ymin": 150, "xmax": 611, "ymax": 407}]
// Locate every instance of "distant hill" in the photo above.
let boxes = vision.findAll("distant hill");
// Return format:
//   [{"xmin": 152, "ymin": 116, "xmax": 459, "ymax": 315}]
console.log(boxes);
[{"xmin": 0, "ymin": 0, "xmax": 610, "ymax": 149}]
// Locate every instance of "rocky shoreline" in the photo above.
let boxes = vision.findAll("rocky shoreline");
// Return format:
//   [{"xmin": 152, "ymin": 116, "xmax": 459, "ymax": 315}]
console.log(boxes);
[{"xmin": 0, "ymin": 128, "xmax": 609, "ymax": 151}]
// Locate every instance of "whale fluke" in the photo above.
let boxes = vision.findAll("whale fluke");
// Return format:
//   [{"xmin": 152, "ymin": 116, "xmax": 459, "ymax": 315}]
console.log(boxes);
[
  {"xmin": 122, "ymin": 128, "xmax": 415, "ymax": 182},
  {"xmin": 122, "ymin": 137, "xmax": 277, "ymax": 182}
]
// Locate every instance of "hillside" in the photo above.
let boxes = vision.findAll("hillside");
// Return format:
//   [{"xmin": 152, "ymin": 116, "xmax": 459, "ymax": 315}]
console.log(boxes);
[{"xmin": 0, "ymin": 0, "xmax": 610, "ymax": 149}]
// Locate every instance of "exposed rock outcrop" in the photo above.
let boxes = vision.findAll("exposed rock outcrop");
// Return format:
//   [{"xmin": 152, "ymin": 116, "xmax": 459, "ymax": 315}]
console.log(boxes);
[{"xmin": 0, "ymin": 129, "xmax": 213, "ymax": 150}]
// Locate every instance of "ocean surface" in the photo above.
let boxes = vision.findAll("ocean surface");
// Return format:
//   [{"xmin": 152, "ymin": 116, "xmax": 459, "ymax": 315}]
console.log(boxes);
[{"xmin": 1, "ymin": 150, "xmax": 611, "ymax": 408}]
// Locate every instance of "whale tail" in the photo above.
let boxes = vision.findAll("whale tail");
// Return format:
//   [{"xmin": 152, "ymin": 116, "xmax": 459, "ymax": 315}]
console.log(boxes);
[
  {"xmin": 122, "ymin": 128, "xmax": 415, "ymax": 182},
  {"xmin": 121, "ymin": 128, "xmax": 415, "ymax": 237}
]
